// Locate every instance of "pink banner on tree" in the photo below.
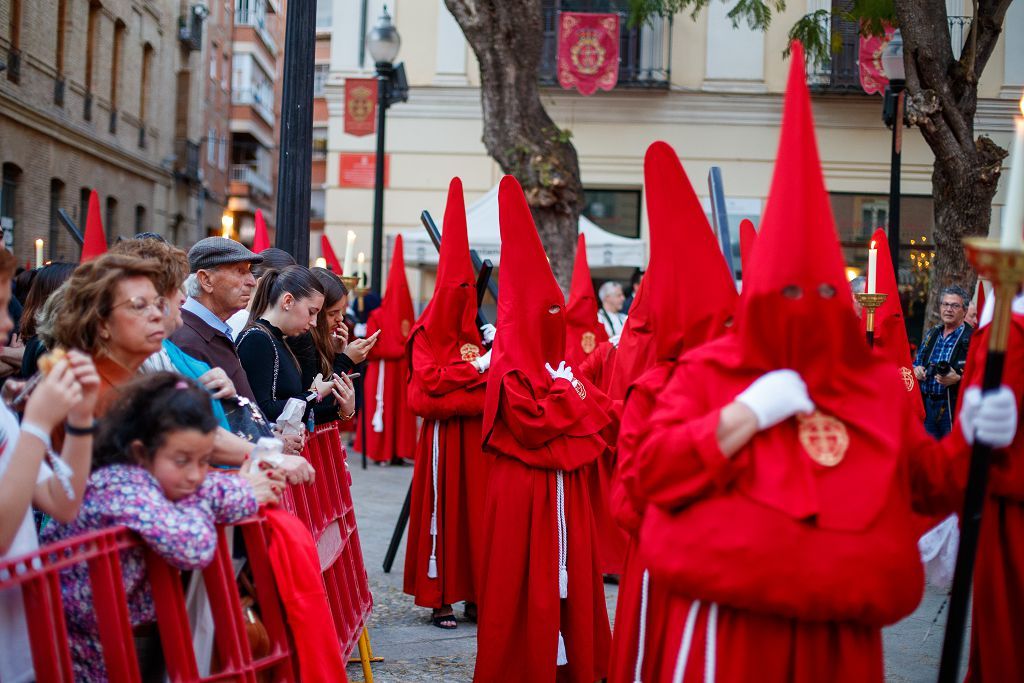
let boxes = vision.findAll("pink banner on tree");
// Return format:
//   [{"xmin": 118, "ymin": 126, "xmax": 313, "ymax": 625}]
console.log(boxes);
[
  {"xmin": 859, "ymin": 24, "xmax": 897, "ymax": 95},
  {"xmin": 557, "ymin": 12, "xmax": 620, "ymax": 96}
]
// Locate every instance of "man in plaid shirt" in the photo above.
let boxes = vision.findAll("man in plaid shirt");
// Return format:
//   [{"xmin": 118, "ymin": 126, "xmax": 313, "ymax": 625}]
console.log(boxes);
[{"xmin": 913, "ymin": 285, "xmax": 973, "ymax": 437}]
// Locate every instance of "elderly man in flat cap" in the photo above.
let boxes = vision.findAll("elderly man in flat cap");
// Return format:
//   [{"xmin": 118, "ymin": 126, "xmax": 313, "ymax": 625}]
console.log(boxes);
[{"xmin": 170, "ymin": 237, "xmax": 263, "ymax": 403}]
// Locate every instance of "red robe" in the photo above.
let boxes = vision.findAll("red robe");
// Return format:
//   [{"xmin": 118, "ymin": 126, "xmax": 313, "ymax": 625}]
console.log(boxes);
[
  {"xmin": 962, "ymin": 315, "xmax": 1024, "ymax": 681},
  {"xmin": 404, "ymin": 331, "xmax": 488, "ymax": 608},
  {"xmin": 475, "ymin": 375, "xmax": 612, "ymax": 683},
  {"xmin": 630, "ymin": 342, "xmax": 965, "ymax": 682}
]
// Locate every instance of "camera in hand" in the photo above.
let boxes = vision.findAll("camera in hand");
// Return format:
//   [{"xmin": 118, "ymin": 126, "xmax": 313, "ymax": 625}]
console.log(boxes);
[{"xmin": 926, "ymin": 360, "xmax": 965, "ymax": 379}]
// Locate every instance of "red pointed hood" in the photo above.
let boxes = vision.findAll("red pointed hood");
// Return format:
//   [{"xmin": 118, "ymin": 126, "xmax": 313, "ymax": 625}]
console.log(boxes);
[
  {"xmin": 253, "ymin": 210, "xmax": 271, "ymax": 253},
  {"xmin": 80, "ymin": 191, "xmax": 107, "ymax": 262},
  {"xmin": 565, "ymin": 234, "xmax": 609, "ymax": 365},
  {"xmin": 367, "ymin": 234, "xmax": 414, "ymax": 359},
  {"xmin": 320, "ymin": 234, "xmax": 342, "ymax": 273},
  {"xmin": 408, "ymin": 178, "xmax": 482, "ymax": 368},
  {"xmin": 692, "ymin": 43, "xmax": 900, "ymax": 532},
  {"xmin": 739, "ymin": 218, "xmax": 758, "ymax": 277},
  {"xmin": 608, "ymin": 141, "xmax": 737, "ymax": 398},
  {"xmin": 862, "ymin": 228, "xmax": 913, "ymax": 367}
]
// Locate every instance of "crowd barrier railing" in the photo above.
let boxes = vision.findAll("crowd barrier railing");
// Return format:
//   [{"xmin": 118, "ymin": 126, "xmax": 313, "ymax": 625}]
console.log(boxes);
[
  {"xmin": 284, "ymin": 424, "xmax": 377, "ymax": 682},
  {"xmin": 0, "ymin": 513, "xmax": 298, "ymax": 682}
]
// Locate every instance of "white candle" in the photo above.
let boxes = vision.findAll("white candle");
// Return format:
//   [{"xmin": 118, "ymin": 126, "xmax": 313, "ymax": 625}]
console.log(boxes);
[
  {"xmin": 867, "ymin": 240, "xmax": 878, "ymax": 294},
  {"xmin": 357, "ymin": 251, "xmax": 366, "ymax": 287},
  {"xmin": 34, "ymin": 239, "xmax": 43, "ymax": 268},
  {"xmin": 1000, "ymin": 96, "xmax": 1024, "ymax": 250},
  {"xmin": 314, "ymin": 257, "xmax": 328, "ymax": 269},
  {"xmin": 343, "ymin": 230, "xmax": 357, "ymax": 275}
]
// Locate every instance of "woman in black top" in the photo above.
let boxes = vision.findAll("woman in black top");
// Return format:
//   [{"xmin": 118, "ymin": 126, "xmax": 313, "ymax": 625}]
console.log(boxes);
[
  {"xmin": 237, "ymin": 266, "xmax": 343, "ymax": 423},
  {"xmin": 19, "ymin": 262, "xmax": 76, "ymax": 378}
]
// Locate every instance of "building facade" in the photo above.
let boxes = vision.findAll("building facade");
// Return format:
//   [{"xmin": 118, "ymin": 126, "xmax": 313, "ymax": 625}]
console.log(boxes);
[{"xmin": 322, "ymin": 0, "xmax": 1024, "ymax": 320}]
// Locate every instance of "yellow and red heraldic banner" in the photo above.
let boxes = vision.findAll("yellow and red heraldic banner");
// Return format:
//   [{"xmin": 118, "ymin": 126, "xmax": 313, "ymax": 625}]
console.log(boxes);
[
  {"xmin": 344, "ymin": 78, "xmax": 378, "ymax": 137},
  {"xmin": 557, "ymin": 12, "xmax": 620, "ymax": 96}
]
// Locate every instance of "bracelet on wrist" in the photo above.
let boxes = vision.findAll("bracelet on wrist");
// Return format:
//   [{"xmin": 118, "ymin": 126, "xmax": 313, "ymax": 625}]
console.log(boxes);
[
  {"xmin": 339, "ymin": 408, "xmax": 356, "ymax": 421},
  {"xmin": 65, "ymin": 419, "xmax": 99, "ymax": 436},
  {"xmin": 20, "ymin": 422, "xmax": 53, "ymax": 451}
]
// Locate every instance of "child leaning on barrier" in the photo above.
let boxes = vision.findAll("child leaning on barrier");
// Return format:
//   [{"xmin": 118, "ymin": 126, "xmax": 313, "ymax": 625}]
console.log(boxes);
[{"xmin": 41, "ymin": 372, "xmax": 282, "ymax": 681}]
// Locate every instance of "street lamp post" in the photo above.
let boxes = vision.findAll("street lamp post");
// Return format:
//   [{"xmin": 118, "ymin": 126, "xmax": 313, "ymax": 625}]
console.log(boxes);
[
  {"xmin": 366, "ymin": 7, "xmax": 407, "ymax": 293},
  {"xmin": 881, "ymin": 31, "xmax": 906, "ymax": 279}
]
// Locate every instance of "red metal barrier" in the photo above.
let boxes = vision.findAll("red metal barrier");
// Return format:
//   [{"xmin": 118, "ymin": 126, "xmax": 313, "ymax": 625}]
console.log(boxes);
[
  {"xmin": 0, "ymin": 514, "xmax": 298, "ymax": 682},
  {"xmin": 284, "ymin": 425, "xmax": 374, "ymax": 662}
]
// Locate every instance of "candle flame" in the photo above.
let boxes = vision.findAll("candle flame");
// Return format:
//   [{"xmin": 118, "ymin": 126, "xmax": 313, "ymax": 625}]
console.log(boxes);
[
  {"xmin": 870, "ymin": 240, "xmax": 877, "ymax": 249},
  {"xmin": 1019, "ymin": 92, "xmax": 1024, "ymax": 117}
]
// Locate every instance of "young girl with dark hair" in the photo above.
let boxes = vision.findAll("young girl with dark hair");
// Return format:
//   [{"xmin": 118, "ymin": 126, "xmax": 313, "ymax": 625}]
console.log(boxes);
[
  {"xmin": 41, "ymin": 373, "xmax": 280, "ymax": 681},
  {"xmin": 237, "ymin": 265, "xmax": 347, "ymax": 423}
]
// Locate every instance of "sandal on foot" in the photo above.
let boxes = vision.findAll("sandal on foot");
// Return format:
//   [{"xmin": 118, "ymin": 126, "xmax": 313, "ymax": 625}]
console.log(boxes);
[{"xmin": 431, "ymin": 609, "xmax": 458, "ymax": 630}]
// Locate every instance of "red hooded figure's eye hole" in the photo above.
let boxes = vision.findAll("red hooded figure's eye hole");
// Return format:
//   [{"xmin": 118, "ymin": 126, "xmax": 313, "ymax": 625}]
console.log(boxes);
[
  {"xmin": 781, "ymin": 285, "xmax": 803, "ymax": 299},
  {"xmin": 723, "ymin": 316, "xmax": 735, "ymax": 328},
  {"xmin": 548, "ymin": 305, "xmax": 561, "ymax": 315},
  {"xmin": 818, "ymin": 284, "xmax": 836, "ymax": 298}
]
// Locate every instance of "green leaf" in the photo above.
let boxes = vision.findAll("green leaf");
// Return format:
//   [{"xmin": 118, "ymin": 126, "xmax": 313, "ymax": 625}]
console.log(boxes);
[{"xmin": 786, "ymin": 10, "xmax": 832, "ymax": 64}]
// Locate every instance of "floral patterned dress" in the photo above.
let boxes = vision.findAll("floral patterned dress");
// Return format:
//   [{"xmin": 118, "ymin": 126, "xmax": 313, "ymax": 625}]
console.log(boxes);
[{"xmin": 40, "ymin": 465, "xmax": 257, "ymax": 681}]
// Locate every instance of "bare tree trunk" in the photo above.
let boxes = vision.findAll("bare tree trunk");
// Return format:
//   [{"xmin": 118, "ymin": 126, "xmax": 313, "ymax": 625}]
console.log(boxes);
[
  {"xmin": 445, "ymin": 0, "xmax": 581, "ymax": 290},
  {"xmin": 896, "ymin": 0, "xmax": 1011, "ymax": 330}
]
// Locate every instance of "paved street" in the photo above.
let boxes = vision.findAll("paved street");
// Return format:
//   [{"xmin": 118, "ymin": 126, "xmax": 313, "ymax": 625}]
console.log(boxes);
[{"xmin": 344, "ymin": 449, "xmax": 968, "ymax": 682}]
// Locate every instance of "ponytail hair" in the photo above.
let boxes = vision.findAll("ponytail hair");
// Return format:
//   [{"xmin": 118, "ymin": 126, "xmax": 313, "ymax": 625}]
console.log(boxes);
[{"xmin": 248, "ymin": 265, "xmax": 325, "ymax": 321}]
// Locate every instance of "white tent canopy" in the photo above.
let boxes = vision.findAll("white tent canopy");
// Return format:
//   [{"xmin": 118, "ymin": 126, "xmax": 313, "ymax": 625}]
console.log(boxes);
[{"xmin": 395, "ymin": 183, "xmax": 646, "ymax": 269}]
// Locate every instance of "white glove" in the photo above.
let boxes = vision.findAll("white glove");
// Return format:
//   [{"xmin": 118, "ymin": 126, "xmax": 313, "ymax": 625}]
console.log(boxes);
[
  {"xmin": 734, "ymin": 369, "xmax": 814, "ymax": 430},
  {"xmin": 608, "ymin": 334, "xmax": 621, "ymax": 348},
  {"xmin": 480, "ymin": 324, "xmax": 496, "ymax": 345},
  {"xmin": 473, "ymin": 349, "xmax": 492, "ymax": 373},
  {"xmin": 959, "ymin": 386, "xmax": 1018, "ymax": 447},
  {"xmin": 545, "ymin": 361, "xmax": 575, "ymax": 384},
  {"xmin": 354, "ymin": 322, "xmax": 368, "ymax": 338}
]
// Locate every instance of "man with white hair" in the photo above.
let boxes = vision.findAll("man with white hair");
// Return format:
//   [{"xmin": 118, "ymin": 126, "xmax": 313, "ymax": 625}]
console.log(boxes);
[{"xmin": 597, "ymin": 281, "xmax": 627, "ymax": 338}]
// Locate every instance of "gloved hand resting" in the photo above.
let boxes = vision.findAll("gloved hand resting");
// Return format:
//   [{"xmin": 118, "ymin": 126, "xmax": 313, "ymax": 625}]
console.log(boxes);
[
  {"xmin": 545, "ymin": 361, "xmax": 575, "ymax": 384},
  {"xmin": 480, "ymin": 324, "xmax": 496, "ymax": 345},
  {"xmin": 734, "ymin": 369, "xmax": 814, "ymax": 430},
  {"xmin": 473, "ymin": 349, "xmax": 492, "ymax": 373},
  {"xmin": 960, "ymin": 386, "xmax": 1018, "ymax": 448}
]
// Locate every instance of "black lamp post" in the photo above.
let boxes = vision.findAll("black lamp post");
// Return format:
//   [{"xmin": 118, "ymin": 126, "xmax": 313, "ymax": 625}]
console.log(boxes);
[
  {"xmin": 880, "ymin": 30, "xmax": 906, "ymax": 278},
  {"xmin": 366, "ymin": 7, "xmax": 408, "ymax": 293}
]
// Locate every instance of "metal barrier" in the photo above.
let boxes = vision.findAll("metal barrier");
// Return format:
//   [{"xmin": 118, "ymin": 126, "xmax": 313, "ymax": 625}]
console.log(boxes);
[
  {"xmin": 0, "ymin": 515, "xmax": 298, "ymax": 682},
  {"xmin": 283, "ymin": 424, "xmax": 378, "ymax": 682}
]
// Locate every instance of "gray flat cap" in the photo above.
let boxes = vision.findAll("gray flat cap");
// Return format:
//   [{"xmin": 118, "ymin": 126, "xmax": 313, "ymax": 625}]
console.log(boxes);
[{"xmin": 188, "ymin": 237, "xmax": 264, "ymax": 272}]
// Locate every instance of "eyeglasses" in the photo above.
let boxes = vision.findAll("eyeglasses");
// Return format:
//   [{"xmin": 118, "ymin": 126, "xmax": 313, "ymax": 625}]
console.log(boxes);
[
  {"xmin": 112, "ymin": 296, "xmax": 169, "ymax": 317},
  {"xmin": 940, "ymin": 302, "xmax": 963, "ymax": 310}
]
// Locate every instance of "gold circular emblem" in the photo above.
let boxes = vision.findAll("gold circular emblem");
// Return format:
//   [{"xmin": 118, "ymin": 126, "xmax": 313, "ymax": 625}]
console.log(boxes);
[
  {"xmin": 797, "ymin": 411, "xmax": 849, "ymax": 468},
  {"xmin": 581, "ymin": 331, "xmax": 597, "ymax": 354},
  {"xmin": 571, "ymin": 31, "xmax": 607, "ymax": 75},
  {"xmin": 347, "ymin": 85, "xmax": 375, "ymax": 123},
  {"xmin": 400, "ymin": 319, "xmax": 411, "ymax": 336},
  {"xmin": 900, "ymin": 366, "xmax": 915, "ymax": 392},
  {"xmin": 460, "ymin": 343, "xmax": 480, "ymax": 362},
  {"xmin": 571, "ymin": 378, "xmax": 587, "ymax": 400}
]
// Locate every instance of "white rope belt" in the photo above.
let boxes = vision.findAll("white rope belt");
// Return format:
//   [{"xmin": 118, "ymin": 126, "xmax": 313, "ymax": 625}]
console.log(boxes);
[
  {"xmin": 670, "ymin": 600, "xmax": 718, "ymax": 683},
  {"xmin": 556, "ymin": 469, "xmax": 568, "ymax": 666},
  {"xmin": 371, "ymin": 359, "xmax": 385, "ymax": 433},
  {"xmin": 632, "ymin": 568, "xmax": 651, "ymax": 683},
  {"xmin": 427, "ymin": 420, "xmax": 440, "ymax": 579}
]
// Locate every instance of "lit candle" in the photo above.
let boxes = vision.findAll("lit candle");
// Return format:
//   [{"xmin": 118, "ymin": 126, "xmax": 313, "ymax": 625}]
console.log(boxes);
[
  {"xmin": 34, "ymin": 239, "xmax": 43, "ymax": 269},
  {"xmin": 1000, "ymin": 94, "xmax": 1024, "ymax": 250},
  {"xmin": 357, "ymin": 251, "xmax": 366, "ymax": 287},
  {"xmin": 314, "ymin": 257, "xmax": 328, "ymax": 269},
  {"xmin": 867, "ymin": 240, "xmax": 878, "ymax": 294},
  {"xmin": 343, "ymin": 230, "xmax": 357, "ymax": 275}
]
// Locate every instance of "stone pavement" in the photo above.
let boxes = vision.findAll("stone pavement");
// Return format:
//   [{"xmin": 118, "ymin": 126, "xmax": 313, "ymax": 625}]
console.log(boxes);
[{"xmin": 343, "ymin": 450, "xmax": 968, "ymax": 682}]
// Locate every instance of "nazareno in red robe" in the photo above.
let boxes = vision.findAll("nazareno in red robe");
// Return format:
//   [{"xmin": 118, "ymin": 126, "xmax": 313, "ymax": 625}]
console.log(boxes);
[
  {"xmin": 565, "ymin": 233, "xmax": 609, "ymax": 367},
  {"xmin": 605, "ymin": 140, "xmax": 738, "ymax": 683},
  {"xmin": 357, "ymin": 234, "xmax": 418, "ymax": 463},
  {"xmin": 629, "ymin": 45, "xmax": 967, "ymax": 682},
  {"xmin": 404, "ymin": 178, "xmax": 490, "ymax": 609},
  {"xmin": 960, "ymin": 313, "xmax": 1024, "ymax": 682},
  {"xmin": 474, "ymin": 176, "xmax": 612, "ymax": 683}
]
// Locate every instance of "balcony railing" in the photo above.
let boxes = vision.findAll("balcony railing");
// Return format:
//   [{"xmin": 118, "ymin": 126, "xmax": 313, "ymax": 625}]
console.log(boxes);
[
  {"xmin": 232, "ymin": 88, "xmax": 275, "ymax": 125},
  {"xmin": 539, "ymin": 4, "xmax": 671, "ymax": 89},
  {"xmin": 231, "ymin": 164, "xmax": 272, "ymax": 196},
  {"xmin": 808, "ymin": 14, "xmax": 973, "ymax": 92},
  {"xmin": 175, "ymin": 139, "xmax": 201, "ymax": 184}
]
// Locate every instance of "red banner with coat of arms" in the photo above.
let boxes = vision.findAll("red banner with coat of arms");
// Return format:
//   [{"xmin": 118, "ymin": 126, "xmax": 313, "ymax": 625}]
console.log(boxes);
[
  {"xmin": 344, "ymin": 78, "xmax": 378, "ymax": 136},
  {"xmin": 557, "ymin": 12, "xmax": 620, "ymax": 96},
  {"xmin": 858, "ymin": 24, "xmax": 897, "ymax": 95}
]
